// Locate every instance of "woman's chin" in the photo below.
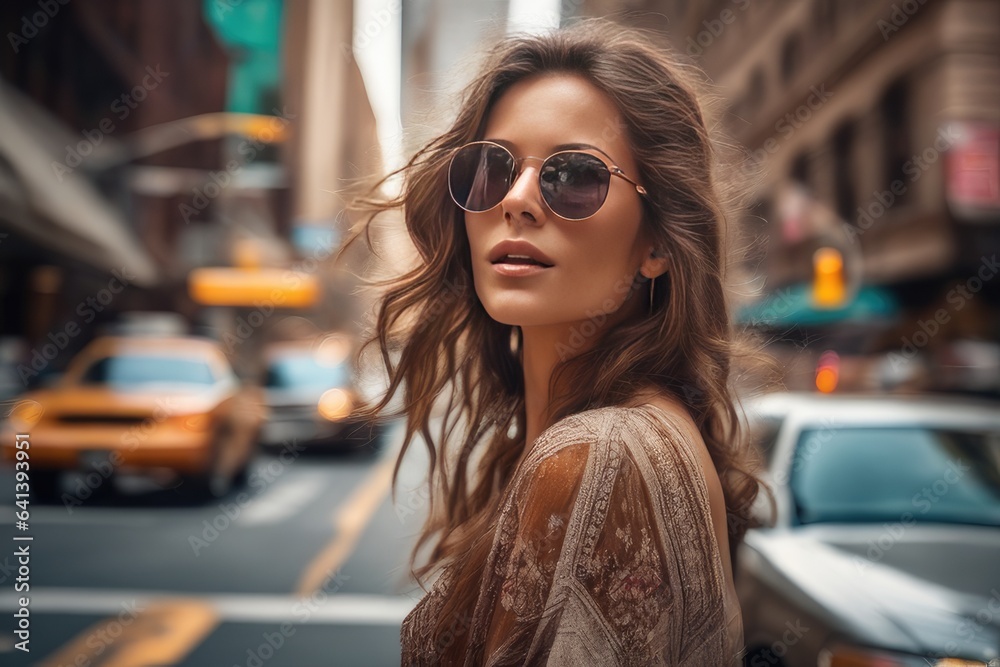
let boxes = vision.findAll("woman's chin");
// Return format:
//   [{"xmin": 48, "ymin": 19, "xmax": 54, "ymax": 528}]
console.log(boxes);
[{"xmin": 482, "ymin": 305, "xmax": 556, "ymax": 328}]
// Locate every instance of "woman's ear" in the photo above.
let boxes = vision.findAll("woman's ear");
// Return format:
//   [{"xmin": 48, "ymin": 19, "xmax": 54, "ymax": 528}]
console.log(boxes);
[{"xmin": 640, "ymin": 246, "xmax": 670, "ymax": 280}]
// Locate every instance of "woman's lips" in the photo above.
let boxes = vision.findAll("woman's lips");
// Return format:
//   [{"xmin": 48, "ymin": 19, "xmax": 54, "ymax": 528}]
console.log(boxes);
[
  {"xmin": 489, "ymin": 251, "xmax": 554, "ymax": 277},
  {"xmin": 488, "ymin": 241, "xmax": 555, "ymax": 266},
  {"xmin": 491, "ymin": 262, "xmax": 552, "ymax": 277}
]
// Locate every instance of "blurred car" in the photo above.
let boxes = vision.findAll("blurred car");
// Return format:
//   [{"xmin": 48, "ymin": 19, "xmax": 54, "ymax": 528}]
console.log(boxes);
[
  {"xmin": 102, "ymin": 310, "xmax": 189, "ymax": 337},
  {"xmin": 0, "ymin": 336, "xmax": 27, "ymax": 408},
  {"xmin": 1, "ymin": 335, "xmax": 263, "ymax": 501},
  {"xmin": 737, "ymin": 392, "xmax": 1000, "ymax": 667},
  {"xmin": 260, "ymin": 334, "xmax": 382, "ymax": 454}
]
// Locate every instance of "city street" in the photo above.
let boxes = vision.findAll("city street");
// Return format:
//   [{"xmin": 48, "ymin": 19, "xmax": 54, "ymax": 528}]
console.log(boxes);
[
  {"xmin": 2, "ymin": 1, "xmax": 999, "ymax": 665},
  {"xmin": 0, "ymin": 417, "xmax": 432, "ymax": 667}
]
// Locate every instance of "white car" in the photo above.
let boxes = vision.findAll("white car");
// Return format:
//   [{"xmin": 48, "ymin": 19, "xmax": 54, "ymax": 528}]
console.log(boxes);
[{"xmin": 737, "ymin": 392, "xmax": 1000, "ymax": 667}]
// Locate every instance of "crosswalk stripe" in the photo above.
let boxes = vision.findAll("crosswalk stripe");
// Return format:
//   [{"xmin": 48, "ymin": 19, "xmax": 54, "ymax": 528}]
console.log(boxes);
[
  {"xmin": 37, "ymin": 598, "xmax": 217, "ymax": 667},
  {"xmin": 0, "ymin": 588, "xmax": 418, "ymax": 626},
  {"xmin": 240, "ymin": 473, "xmax": 327, "ymax": 526},
  {"xmin": 293, "ymin": 442, "xmax": 400, "ymax": 596}
]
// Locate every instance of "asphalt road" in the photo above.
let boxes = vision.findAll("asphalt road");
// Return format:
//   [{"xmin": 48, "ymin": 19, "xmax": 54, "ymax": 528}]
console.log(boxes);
[{"xmin": 0, "ymin": 417, "xmax": 436, "ymax": 666}]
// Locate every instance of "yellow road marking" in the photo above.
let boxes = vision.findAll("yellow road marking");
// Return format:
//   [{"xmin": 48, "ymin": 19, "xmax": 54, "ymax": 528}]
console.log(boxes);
[
  {"xmin": 40, "ymin": 599, "xmax": 217, "ymax": 667},
  {"xmin": 294, "ymin": 451, "xmax": 397, "ymax": 596}
]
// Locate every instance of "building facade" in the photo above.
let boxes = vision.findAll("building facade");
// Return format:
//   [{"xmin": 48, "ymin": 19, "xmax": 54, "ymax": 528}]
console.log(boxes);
[
  {"xmin": 576, "ymin": 0, "xmax": 1000, "ymax": 394},
  {"xmin": 0, "ymin": 0, "xmax": 383, "ymax": 391}
]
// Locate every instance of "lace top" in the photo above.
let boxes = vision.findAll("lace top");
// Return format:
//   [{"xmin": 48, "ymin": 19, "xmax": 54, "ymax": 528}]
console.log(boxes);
[{"xmin": 399, "ymin": 403, "xmax": 746, "ymax": 666}]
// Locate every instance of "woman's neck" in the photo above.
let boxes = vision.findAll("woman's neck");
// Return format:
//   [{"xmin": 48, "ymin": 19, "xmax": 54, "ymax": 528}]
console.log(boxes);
[
  {"xmin": 517, "ymin": 287, "xmax": 645, "ymax": 450},
  {"xmin": 520, "ymin": 325, "xmax": 564, "ymax": 448}
]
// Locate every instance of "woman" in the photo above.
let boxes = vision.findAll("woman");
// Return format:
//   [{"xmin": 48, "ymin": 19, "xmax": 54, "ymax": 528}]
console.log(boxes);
[{"xmin": 342, "ymin": 19, "xmax": 770, "ymax": 666}]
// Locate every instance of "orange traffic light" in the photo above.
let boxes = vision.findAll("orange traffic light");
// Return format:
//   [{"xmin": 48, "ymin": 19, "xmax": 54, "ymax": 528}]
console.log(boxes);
[
  {"xmin": 811, "ymin": 247, "xmax": 846, "ymax": 309},
  {"xmin": 815, "ymin": 350, "xmax": 840, "ymax": 393}
]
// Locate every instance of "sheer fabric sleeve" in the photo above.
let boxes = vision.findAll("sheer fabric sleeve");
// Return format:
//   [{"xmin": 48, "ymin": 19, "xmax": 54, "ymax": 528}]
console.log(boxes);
[{"xmin": 473, "ymin": 408, "xmax": 734, "ymax": 667}]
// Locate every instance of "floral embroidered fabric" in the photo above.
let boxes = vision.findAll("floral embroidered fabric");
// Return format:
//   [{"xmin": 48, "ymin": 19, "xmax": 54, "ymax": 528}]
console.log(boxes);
[{"xmin": 400, "ymin": 404, "xmax": 745, "ymax": 666}]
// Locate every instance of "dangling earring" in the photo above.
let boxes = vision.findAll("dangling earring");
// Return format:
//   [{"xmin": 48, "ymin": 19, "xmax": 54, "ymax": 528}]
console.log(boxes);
[{"xmin": 648, "ymin": 276, "xmax": 655, "ymax": 316}]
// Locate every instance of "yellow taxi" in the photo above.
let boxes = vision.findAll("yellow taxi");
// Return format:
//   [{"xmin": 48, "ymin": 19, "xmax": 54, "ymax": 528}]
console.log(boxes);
[{"xmin": 2, "ymin": 335, "xmax": 263, "ymax": 501}]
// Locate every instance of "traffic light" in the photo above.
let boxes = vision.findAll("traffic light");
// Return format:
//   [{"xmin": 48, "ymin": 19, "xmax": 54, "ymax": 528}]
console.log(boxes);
[
  {"xmin": 811, "ymin": 247, "xmax": 846, "ymax": 309},
  {"xmin": 815, "ymin": 350, "xmax": 840, "ymax": 393}
]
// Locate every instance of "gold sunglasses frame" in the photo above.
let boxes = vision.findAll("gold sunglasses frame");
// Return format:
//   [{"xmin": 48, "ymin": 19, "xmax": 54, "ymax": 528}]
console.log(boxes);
[{"xmin": 448, "ymin": 140, "xmax": 648, "ymax": 220}]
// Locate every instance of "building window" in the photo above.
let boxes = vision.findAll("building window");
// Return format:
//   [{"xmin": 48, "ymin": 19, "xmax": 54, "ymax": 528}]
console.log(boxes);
[
  {"xmin": 780, "ymin": 34, "xmax": 801, "ymax": 84},
  {"xmin": 881, "ymin": 78, "xmax": 911, "ymax": 195},
  {"xmin": 833, "ymin": 120, "xmax": 857, "ymax": 223}
]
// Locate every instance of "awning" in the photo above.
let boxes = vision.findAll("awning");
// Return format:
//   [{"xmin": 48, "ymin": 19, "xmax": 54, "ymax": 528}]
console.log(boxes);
[
  {"xmin": 0, "ymin": 80, "xmax": 158, "ymax": 287},
  {"xmin": 736, "ymin": 284, "xmax": 901, "ymax": 328}
]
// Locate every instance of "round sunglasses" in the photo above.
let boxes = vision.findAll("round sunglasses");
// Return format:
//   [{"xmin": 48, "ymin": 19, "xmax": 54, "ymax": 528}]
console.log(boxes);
[{"xmin": 447, "ymin": 140, "xmax": 648, "ymax": 221}]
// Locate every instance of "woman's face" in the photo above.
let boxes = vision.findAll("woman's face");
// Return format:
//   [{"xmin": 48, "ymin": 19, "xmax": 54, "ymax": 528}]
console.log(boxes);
[{"xmin": 463, "ymin": 72, "xmax": 661, "ymax": 330}]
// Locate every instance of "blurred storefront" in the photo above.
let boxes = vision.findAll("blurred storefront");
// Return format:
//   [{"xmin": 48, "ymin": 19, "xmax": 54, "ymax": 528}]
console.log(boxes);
[
  {"xmin": 577, "ymin": 0, "xmax": 1000, "ymax": 396},
  {"xmin": 0, "ymin": 0, "xmax": 234, "ymax": 383},
  {"xmin": 0, "ymin": 0, "xmax": 383, "ymax": 396}
]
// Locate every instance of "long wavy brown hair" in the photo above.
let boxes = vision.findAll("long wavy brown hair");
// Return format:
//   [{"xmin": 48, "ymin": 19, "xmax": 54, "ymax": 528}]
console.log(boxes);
[{"xmin": 338, "ymin": 18, "xmax": 776, "ymax": 653}]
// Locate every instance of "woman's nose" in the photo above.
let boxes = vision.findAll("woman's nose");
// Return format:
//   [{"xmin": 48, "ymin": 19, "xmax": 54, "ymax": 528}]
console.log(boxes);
[{"xmin": 500, "ymin": 164, "xmax": 546, "ymax": 225}]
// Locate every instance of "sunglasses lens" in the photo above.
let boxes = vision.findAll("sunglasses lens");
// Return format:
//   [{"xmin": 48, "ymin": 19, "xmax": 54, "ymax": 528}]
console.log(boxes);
[
  {"xmin": 540, "ymin": 152, "xmax": 610, "ymax": 219},
  {"xmin": 449, "ymin": 143, "xmax": 515, "ymax": 212}
]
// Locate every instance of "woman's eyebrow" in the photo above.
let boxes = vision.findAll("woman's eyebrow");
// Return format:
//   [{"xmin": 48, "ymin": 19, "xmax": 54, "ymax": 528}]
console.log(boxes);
[
  {"xmin": 554, "ymin": 142, "xmax": 618, "ymax": 162},
  {"xmin": 552, "ymin": 142, "xmax": 602, "ymax": 152}
]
